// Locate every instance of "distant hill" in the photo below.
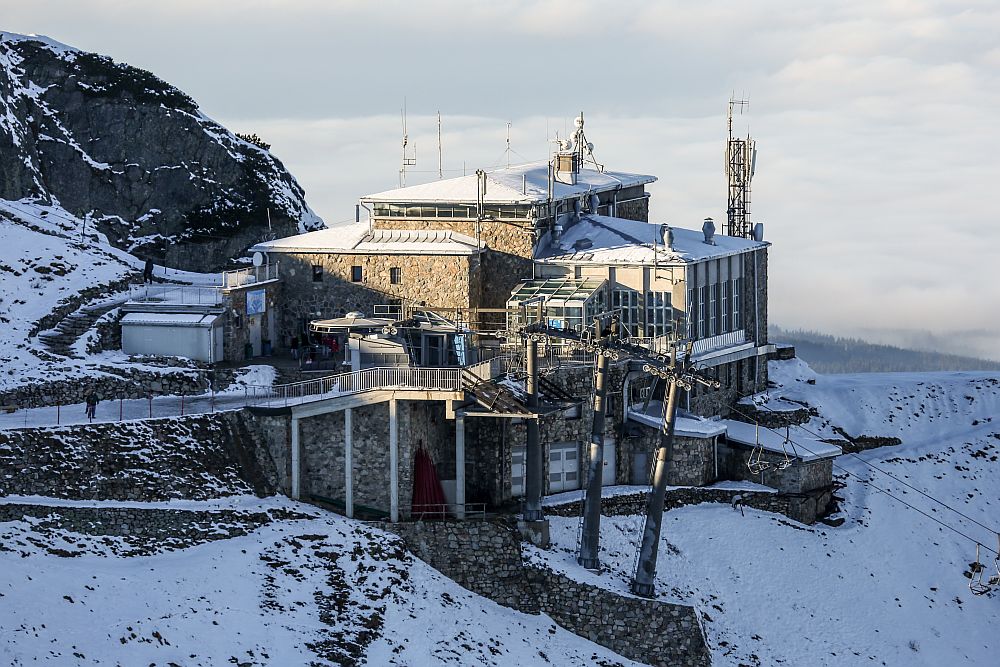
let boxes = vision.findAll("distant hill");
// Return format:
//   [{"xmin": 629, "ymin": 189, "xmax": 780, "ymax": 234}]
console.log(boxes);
[{"xmin": 769, "ymin": 326, "xmax": 1000, "ymax": 373}]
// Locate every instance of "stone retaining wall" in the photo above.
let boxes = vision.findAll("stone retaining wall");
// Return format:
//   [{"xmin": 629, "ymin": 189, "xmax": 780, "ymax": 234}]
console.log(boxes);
[
  {"xmin": 545, "ymin": 485, "xmax": 832, "ymax": 525},
  {"xmin": 384, "ymin": 520, "xmax": 711, "ymax": 667},
  {"xmin": 0, "ymin": 503, "xmax": 285, "ymax": 555},
  {"xmin": 0, "ymin": 412, "xmax": 278, "ymax": 501},
  {"xmin": 0, "ymin": 363, "xmax": 241, "ymax": 408}
]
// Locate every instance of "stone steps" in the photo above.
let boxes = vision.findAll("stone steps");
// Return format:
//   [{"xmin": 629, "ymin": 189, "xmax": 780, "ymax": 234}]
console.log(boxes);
[{"xmin": 36, "ymin": 298, "xmax": 126, "ymax": 359}]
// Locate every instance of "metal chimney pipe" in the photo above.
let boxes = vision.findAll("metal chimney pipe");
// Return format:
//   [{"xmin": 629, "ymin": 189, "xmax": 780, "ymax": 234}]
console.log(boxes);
[
  {"xmin": 578, "ymin": 348, "xmax": 609, "ymax": 569},
  {"xmin": 523, "ymin": 334, "xmax": 544, "ymax": 521}
]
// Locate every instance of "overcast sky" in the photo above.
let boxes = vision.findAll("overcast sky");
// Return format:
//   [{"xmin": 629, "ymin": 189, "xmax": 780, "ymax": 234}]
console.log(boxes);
[{"xmin": 5, "ymin": 0, "xmax": 999, "ymax": 359}]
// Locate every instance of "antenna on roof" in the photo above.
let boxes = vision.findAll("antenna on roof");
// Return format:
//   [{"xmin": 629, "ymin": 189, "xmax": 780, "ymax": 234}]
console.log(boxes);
[
  {"xmin": 399, "ymin": 99, "xmax": 417, "ymax": 187},
  {"xmin": 505, "ymin": 121, "xmax": 512, "ymax": 168},
  {"xmin": 437, "ymin": 111, "xmax": 443, "ymax": 180},
  {"xmin": 724, "ymin": 95, "xmax": 757, "ymax": 238}
]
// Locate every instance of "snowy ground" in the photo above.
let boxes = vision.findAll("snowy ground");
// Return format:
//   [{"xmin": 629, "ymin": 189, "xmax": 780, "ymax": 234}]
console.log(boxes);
[
  {"xmin": 0, "ymin": 496, "xmax": 645, "ymax": 667},
  {"xmin": 531, "ymin": 359, "xmax": 1000, "ymax": 666},
  {"xmin": 0, "ymin": 199, "xmax": 229, "ymax": 394},
  {"xmin": 3, "ymin": 359, "xmax": 999, "ymax": 665}
]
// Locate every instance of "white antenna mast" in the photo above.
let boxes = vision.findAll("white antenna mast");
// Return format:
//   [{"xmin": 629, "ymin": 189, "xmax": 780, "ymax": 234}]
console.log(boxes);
[
  {"xmin": 505, "ymin": 121, "xmax": 512, "ymax": 168},
  {"xmin": 437, "ymin": 111, "xmax": 443, "ymax": 180},
  {"xmin": 399, "ymin": 99, "xmax": 417, "ymax": 187}
]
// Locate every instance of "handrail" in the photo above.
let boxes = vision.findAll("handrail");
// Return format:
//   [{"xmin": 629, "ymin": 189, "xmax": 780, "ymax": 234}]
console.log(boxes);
[{"xmin": 246, "ymin": 365, "xmax": 465, "ymax": 408}]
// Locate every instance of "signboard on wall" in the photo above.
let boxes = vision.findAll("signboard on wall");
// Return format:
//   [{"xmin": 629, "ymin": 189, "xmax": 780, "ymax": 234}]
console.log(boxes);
[{"xmin": 246, "ymin": 289, "xmax": 266, "ymax": 315}]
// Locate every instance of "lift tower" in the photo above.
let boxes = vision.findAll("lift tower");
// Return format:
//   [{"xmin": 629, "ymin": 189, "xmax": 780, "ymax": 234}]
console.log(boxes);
[{"xmin": 724, "ymin": 98, "xmax": 757, "ymax": 238}]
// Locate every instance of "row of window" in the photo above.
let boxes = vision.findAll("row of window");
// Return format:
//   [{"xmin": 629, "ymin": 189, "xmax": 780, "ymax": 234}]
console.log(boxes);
[
  {"xmin": 311, "ymin": 264, "xmax": 402, "ymax": 285},
  {"xmin": 610, "ymin": 289, "xmax": 674, "ymax": 338},
  {"xmin": 372, "ymin": 204, "xmax": 533, "ymax": 220},
  {"xmin": 688, "ymin": 278, "xmax": 742, "ymax": 339}
]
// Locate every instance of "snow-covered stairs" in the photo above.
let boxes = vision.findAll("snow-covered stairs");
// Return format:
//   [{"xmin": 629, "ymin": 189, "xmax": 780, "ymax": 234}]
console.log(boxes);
[{"xmin": 36, "ymin": 298, "xmax": 125, "ymax": 359}]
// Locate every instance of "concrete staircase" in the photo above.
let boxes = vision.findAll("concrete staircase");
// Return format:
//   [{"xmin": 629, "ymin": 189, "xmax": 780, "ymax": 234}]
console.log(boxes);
[{"xmin": 36, "ymin": 299, "xmax": 125, "ymax": 359}]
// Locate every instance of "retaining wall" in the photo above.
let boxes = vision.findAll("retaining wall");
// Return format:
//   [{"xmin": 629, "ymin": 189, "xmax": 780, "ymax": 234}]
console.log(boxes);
[{"xmin": 384, "ymin": 519, "xmax": 711, "ymax": 667}]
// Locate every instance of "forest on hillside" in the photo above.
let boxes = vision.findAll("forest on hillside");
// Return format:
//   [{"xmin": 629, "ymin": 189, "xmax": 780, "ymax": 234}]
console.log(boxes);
[{"xmin": 769, "ymin": 326, "xmax": 1000, "ymax": 373}]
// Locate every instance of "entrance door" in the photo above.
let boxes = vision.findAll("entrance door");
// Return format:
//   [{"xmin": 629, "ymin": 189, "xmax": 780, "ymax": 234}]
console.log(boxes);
[
  {"xmin": 424, "ymin": 334, "xmax": 447, "ymax": 366},
  {"xmin": 548, "ymin": 442, "xmax": 580, "ymax": 493},
  {"xmin": 602, "ymin": 437, "xmax": 616, "ymax": 486},
  {"xmin": 511, "ymin": 445, "xmax": 526, "ymax": 497},
  {"xmin": 249, "ymin": 314, "xmax": 262, "ymax": 356}
]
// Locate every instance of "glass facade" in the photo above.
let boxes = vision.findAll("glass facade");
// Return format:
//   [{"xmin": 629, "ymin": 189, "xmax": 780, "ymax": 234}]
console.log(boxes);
[
  {"xmin": 611, "ymin": 288, "xmax": 641, "ymax": 337},
  {"xmin": 645, "ymin": 291, "xmax": 672, "ymax": 338},
  {"xmin": 506, "ymin": 278, "xmax": 607, "ymax": 334}
]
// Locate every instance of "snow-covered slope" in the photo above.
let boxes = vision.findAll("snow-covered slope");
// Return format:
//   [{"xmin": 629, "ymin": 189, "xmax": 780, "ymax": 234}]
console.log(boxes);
[
  {"xmin": 533, "ymin": 359, "xmax": 1000, "ymax": 666},
  {"xmin": 0, "ymin": 498, "xmax": 646, "ymax": 667}
]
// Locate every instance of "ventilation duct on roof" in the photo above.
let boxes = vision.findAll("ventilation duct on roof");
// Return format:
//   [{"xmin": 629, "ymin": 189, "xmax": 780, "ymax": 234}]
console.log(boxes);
[
  {"xmin": 702, "ymin": 217, "xmax": 716, "ymax": 245},
  {"xmin": 752, "ymin": 222, "xmax": 764, "ymax": 242},
  {"xmin": 554, "ymin": 148, "xmax": 579, "ymax": 186},
  {"xmin": 573, "ymin": 238, "xmax": 593, "ymax": 250},
  {"xmin": 660, "ymin": 223, "xmax": 673, "ymax": 249}
]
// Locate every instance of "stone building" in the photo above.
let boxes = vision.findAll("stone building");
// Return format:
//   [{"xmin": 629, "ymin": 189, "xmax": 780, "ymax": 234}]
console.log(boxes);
[{"xmin": 246, "ymin": 115, "xmax": 837, "ymax": 523}]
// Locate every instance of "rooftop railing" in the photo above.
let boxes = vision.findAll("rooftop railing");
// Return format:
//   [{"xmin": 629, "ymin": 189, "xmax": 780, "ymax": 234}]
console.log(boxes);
[
  {"xmin": 222, "ymin": 263, "xmax": 280, "ymax": 289},
  {"xmin": 126, "ymin": 284, "xmax": 225, "ymax": 306}
]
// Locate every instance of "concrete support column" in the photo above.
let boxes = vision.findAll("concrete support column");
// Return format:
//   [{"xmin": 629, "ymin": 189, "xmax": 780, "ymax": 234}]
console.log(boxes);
[
  {"xmin": 290, "ymin": 415, "xmax": 301, "ymax": 500},
  {"xmin": 345, "ymin": 408, "xmax": 354, "ymax": 519},
  {"xmin": 579, "ymin": 350, "xmax": 609, "ymax": 570},
  {"xmin": 455, "ymin": 414, "xmax": 466, "ymax": 519},
  {"xmin": 389, "ymin": 398, "xmax": 399, "ymax": 523},
  {"xmin": 523, "ymin": 335, "xmax": 544, "ymax": 521}
]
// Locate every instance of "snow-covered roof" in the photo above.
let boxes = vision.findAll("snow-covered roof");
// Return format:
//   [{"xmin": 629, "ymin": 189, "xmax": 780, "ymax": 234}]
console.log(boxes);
[
  {"xmin": 251, "ymin": 223, "xmax": 482, "ymax": 256},
  {"xmin": 121, "ymin": 313, "xmax": 221, "ymax": 327},
  {"xmin": 720, "ymin": 420, "xmax": 842, "ymax": 461},
  {"xmin": 361, "ymin": 161, "xmax": 655, "ymax": 205},
  {"xmin": 628, "ymin": 408, "xmax": 728, "ymax": 438},
  {"xmin": 536, "ymin": 214, "xmax": 767, "ymax": 265}
]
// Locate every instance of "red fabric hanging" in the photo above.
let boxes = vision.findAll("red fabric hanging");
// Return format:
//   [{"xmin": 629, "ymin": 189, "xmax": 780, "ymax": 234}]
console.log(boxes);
[{"xmin": 411, "ymin": 445, "xmax": 449, "ymax": 519}]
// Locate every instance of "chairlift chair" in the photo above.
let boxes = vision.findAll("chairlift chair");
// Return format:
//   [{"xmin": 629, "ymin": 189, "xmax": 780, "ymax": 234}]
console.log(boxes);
[
  {"xmin": 969, "ymin": 543, "xmax": 992, "ymax": 596},
  {"xmin": 775, "ymin": 425, "xmax": 794, "ymax": 470},
  {"xmin": 747, "ymin": 422, "xmax": 772, "ymax": 475}
]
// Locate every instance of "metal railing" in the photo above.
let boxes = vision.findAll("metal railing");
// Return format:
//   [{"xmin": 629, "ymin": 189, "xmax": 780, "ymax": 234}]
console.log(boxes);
[
  {"xmin": 246, "ymin": 365, "xmax": 464, "ymax": 408},
  {"xmin": 692, "ymin": 329, "xmax": 746, "ymax": 356},
  {"xmin": 405, "ymin": 502, "xmax": 489, "ymax": 521},
  {"xmin": 127, "ymin": 284, "xmax": 225, "ymax": 306},
  {"xmin": 222, "ymin": 263, "xmax": 280, "ymax": 289}
]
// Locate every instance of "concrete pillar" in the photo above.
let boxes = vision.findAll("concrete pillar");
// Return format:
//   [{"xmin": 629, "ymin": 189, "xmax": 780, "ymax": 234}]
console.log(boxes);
[
  {"xmin": 345, "ymin": 407, "xmax": 353, "ymax": 519},
  {"xmin": 523, "ymin": 335, "xmax": 544, "ymax": 521},
  {"xmin": 290, "ymin": 415, "xmax": 301, "ymax": 500},
  {"xmin": 455, "ymin": 414, "xmax": 466, "ymax": 519},
  {"xmin": 389, "ymin": 398, "xmax": 399, "ymax": 523}
]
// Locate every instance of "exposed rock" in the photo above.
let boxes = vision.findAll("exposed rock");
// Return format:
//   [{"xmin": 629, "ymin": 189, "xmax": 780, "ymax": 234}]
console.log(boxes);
[{"xmin": 0, "ymin": 32, "xmax": 323, "ymax": 271}]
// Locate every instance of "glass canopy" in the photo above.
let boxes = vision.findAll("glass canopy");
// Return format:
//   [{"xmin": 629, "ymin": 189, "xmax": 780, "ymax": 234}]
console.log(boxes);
[{"xmin": 506, "ymin": 278, "xmax": 607, "ymax": 333}]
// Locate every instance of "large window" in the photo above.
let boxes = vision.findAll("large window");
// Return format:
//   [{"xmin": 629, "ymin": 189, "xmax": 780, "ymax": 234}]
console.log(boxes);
[
  {"xmin": 709, "ymin": 283, "xmax": 719, "ymax": 336},
  {"xmin": 732, "ymin": 277, "xmax": 742, "ymax": 330},
  {"xmin": 698, "ymin": 286, "xmax": 707, "ymax": 339},
  {"xmin": 645, "ymin": 291, "xmax": 672, "ymax": 338},
  {"xmin": 612, "ymin": 288, "xmax": 641, "ymax": 337},
  {"xmin": 720, "ymin": 279, "xmax": 729, "ymax": 332},
  {"xmin": 390, "ymin": 267, "xmax": 401, "ymax": 284},
  {"xmin": 351, "ymin": 265, "xmax": 363, "ymax": 283},
  {"xmin": 687, "ymin": 288, "xmax": 695, "ymax": 339}
]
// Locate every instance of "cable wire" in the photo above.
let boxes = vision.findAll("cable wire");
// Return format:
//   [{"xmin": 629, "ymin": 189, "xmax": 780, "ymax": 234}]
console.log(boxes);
[
  {"xmin": 748, "ymin": 399, "xmax": 1000, "ymax": 537},
  {"xmin": 726, "ymin": 403, "xmax": 1000, "ymax": 557}
]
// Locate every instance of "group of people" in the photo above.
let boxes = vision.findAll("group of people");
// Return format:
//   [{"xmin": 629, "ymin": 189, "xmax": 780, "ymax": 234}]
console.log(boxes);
[{"xmin": 290, "ymin": 333, "xmax": 340, "ymax": 366}]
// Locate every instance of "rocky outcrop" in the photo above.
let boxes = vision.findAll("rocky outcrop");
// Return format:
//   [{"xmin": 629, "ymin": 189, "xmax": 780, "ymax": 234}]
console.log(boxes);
[{"xmin": 0, "ymin": 32, "xmax": 323, "ymax": 271}]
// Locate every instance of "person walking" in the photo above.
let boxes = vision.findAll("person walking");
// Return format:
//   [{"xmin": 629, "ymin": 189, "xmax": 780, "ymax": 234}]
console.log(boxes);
[
  {"xmin": 143, "ymin": 257, "xmax": 154, "ymax": 284},
  {"xmin": 84, "ymin": 391, "xmax": 99, "ymax": 421},
  {"xmin": 290, "ymin": 334, "xmax": 300, "ymax": 361}
]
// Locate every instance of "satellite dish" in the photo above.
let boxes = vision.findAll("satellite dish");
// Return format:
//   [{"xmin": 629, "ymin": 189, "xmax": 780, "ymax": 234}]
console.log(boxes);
[{"xmin": 252, "ymin": 252, "xmax": 264, "ymax": 267}]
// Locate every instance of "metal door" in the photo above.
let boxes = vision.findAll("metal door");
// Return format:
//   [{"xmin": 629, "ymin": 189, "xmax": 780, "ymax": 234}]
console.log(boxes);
[
  {"xmin": 249, "ymin": 314, "xmax": 262, "ymax": 356},
  {"xmin": 602, "ymin": 437, "xmax": 616, "ymax": 486},
  {"xmin": 511, "ymin": 445, "xmax": 526, "ymax": 497},
  {"xmin": 548, "ymin": 442, "xmax": 580, "ymax": 493}
]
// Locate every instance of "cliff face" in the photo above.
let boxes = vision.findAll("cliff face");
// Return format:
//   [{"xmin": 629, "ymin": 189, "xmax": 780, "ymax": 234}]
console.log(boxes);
[{"xmin": 0, "ymin": 32, "xmax": 323, "ymax": 270}]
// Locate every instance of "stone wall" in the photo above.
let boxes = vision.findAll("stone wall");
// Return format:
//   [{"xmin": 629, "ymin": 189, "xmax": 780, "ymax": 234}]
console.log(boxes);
[
  {"xmin": 0, "ymin": 412, "xmax": 277, "ymax": 501},
  {"xmin": 0, "ymin": 363, "xmax": 240, "ymax": 409},
  {"xmin": 86, "ymin": 307, "xmax": 124, "ymax": 354},
  {"xmin": 627, "ymin": 425, "xmax": 717, "ymax": 487},
  {"xmin": 273, "ymin": 250, "xmax": 480, "ymax": 345},
  {"xmin": 223, "ymin": 280, "xmax": 282, "ymax": 361},
  {"xmin": 373, "ymin": 218, "xmax": 533, "ymax": 310},
  {"xmin": 545, "ymin": 484, "xmax": 831, "ymax": 525},
  {"xmin": 0, "ymin": 503, "xmax": 292, "ymax": 556},
  {"xmin": 717, "ymin": 442, "xmax": 834, "ymax": 495},
  {"xmin": 384, "ymin": 519, "xmax": 710, "ymax": 667}
]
